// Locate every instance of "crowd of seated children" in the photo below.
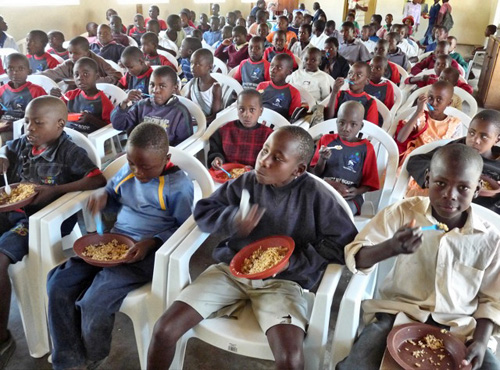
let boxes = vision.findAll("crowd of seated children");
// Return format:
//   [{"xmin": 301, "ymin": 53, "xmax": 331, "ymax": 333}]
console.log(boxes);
[
  {"xmin": 213, "ymin": 25, "xmax": 232, "ymax": 49},
  {"xmin": 385, "ymin": 32, "xmax": 410, "ymax": 71},
  {"xmin": 105, "ymin": 9, "xmax": 127, "ymax": 34},
  {"xmin": 257, "ymin": 54, "xmax": 301, "ymax": 121},
  {"xmin": 47, "ymin": 122, "xmax": 193, "ymax": 370},
  {"xmin": 311, "ymin": 101, "xmax": 380, "ymax": 215},
  {"xmin": 339, "ymin": 21, "xmax": 371, "ymax": 64},
  {"xmin": 185, "ymin": 49, "xmax": 222, "ymax": 124},
  {"xmin": 0, "ymin": 54, "xmax": 46, "ymax": 144},
  {"xmin": 267, "ymin": 15, "xmax": 296, "ymax": 48},
  {"xmin": 233, "ymin": 36, "xmax": 270, "ymax": 89},
  {"xmin": 373, "ymin": 39, "xmax": 401, "ymax": 84},
  {"xmin": 288, "ymin": 47, "xmax": 331, "ymax": 103},
  {"xmin": 209, "ymin": 89, "xmax": 273, "ymax": 168},
  {"xmin": 425, "ymin": 25, "xmax": 448, "ymax": 52},
  {"xmin": 140, "ymin": 32, "xmax": 175, "ymax": 69},
  {"xmin": 310, "ymin": 20, "xmax": 328, "ymax": 50},
  {"xmin": 395, "ymin": 80, "xmax": 462, "ymax": 164},
  {"xmin": 411, "ymin": 40, "xmax": 462, "ymax": 76},
  {"xmin": 398, "ymin": 24, "xmax": 419, "ymax": 58},
  {"xmin": 404, "ymin": 53, "xmax": 451, "ymax": 89},
  {"xmin": 406, "ymin": 109, "xmax": 500, "ymax": 212},
  {"xmin": 128, "ymin": 14, "xmax": 147, "ymax": 46},
  {"xmin": 180, "ymin": 9, "xmax": 196, "ymax": 37},
  {"xmin": 26, "ymin": 30, "xmax": 60, "ymax": 73},
  {"xmin": 47, "ymin": 31, "xmax": 69, "ymax": 60},
  {"xmin": 0, "ymin": 96, "xmax": 106, "ymax": 364},
  {"xmin": 360, "ymin": 25, "xmax": 376, "ymax": 54},
  {"xmin": 109, "ymin": 15, "xmax": 129, "ymax": 47},
  {"xmin": 321, "ymin": 36, "xmax": 350, "ymax": 80},
  {"xmin": 198, "ymin": 13, "xmax": 211, "ymax": 33},
  {"xmin": 364, "ymin": 56, "xmax": 394, "ymax": 110},
  {"xmin": 118, "ymin": 46, "xmax": 153, "ymax": 95},
  {"xmin": 215, "ymin": 25, "xmax": 249, "ymax": 69},
  {"xmin": 325, "ymin": 62, "xmax": 379, "ymax": 126},
  {"xmin": 42, "ymin": 36, "xmax": 122, "ymax": 85},
  {"xmin": 202, "ymin": 16, "xmax": 222, "ymax": 47},
  {"xmin": 90, "ymin": 24, "xmax": 125, "ymax": 64},
  {"xmin": 146, "ymin": 20, "xmax": 177, "ymax": 56},
  {"xmin": 289, "ymin": 24, "xmax": 312, "ymax": 59},
  {"xmin": 338, "ymin": 143, "xmax": 500, "ymax": 370},
  {"xmin": 263, "ymin": 30, "xmax": 298, "ymax": 69},
  {"xmin": 147, "ymin": 125, "xmax": 358, "ymax": 369},
  {"xmin": 53, "ymin": 57, "xmax": 113, "ymax": 134},
  {"xmin": 111, "ymin": 66, "xmax": 192, "ymax": 146},
  {"xmin": 145, "ymin": 5, "xmax": 167, "ymax": 31}
]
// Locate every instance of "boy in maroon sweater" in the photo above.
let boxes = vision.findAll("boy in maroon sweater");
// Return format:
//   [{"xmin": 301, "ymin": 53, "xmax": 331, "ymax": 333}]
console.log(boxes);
[{"xmin": 214, "ymin": 26, "xmax": 249, "ymax": 69}]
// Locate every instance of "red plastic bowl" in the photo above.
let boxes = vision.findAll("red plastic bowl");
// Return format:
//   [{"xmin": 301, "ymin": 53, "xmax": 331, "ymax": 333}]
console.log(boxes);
[
  {"xmin": 230, "ymin": 236, "xmax": 295, "ymax": 280},
  {"xmin": 387, "ymin": 323, "xmax": 471, "ymax": 370},
  {"xmin": 73, "ymin": 233, "xmax": 136, "ymax": 268},
  {"xmin": 67, "ymin": 113, "xmax": 82, "ymax": 122},
  {"xmin": 209, "ymin": 163, "xmax": 252, "ymax": 183},
  {"xmin": 0, "ymin": 183, "xmax": 38, "ymax": 213}
]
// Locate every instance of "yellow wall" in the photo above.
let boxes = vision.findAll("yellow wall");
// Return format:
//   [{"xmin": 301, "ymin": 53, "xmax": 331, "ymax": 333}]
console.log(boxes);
[{"xmin": 2, "ymin": 0, "xmax": 252, "ymax": 46}]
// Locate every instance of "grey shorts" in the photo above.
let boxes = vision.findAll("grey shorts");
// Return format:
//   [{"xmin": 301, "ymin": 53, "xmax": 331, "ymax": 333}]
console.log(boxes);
[{"xmin": 176, "ymin": 263, "xmax": 313, "ymax": 334}]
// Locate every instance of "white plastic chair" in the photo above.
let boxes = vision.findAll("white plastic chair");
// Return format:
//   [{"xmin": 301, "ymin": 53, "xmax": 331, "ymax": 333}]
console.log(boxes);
[
  {"xmin": 465, "ymin": 51, "xmax": 485, "ymax": 81},
  {"xmin": 182, "ymin": 73, "xmax": 243, "ymax": 110},
  {"xmin": 104, "ymin": 58, "xmax": 124, "ymax": 74},
  {"xmin": 417, "ymin": 51, "xmax": 432, "ymax": 62},
  {"xmin": 0, "ymin": 47, "xmax": 18, "ymax": 66},
  {"xmin": 27, "ymin": 74, "xmax": 59, "ymax": 94},
  {"xmin": 96, "ymin": 83, "xmax": 128, "ymax": 106},
  {"xmin": 49, "ymin": 53, "xmax": 65, "ymax": 64},
  {"xmin": 398, "ymin": 85, "xmax": 478, "ymax": 118},
  {"xmin": 127, "ymin": 36, "xmax": 139, "ymax": 47},
  {"xmin": 0, "ymin": 73, "xmax": 8, "ymax": 85},
  {"xmin": 387, "ymin": 79, "xmax": 402, "ymax": 120},
  {"xmin": 293, "ymin": 85, "xmax": 317, "ymax": 111},
  {"xmin": 201, "ymin": 40, "xmax": 215, "ymax": 53},
  {"xmin": 308, "ymin": 119, "xmax": 399, "ymax": 231},
  {"xmin": 227, "ymin": 66, "xmax": 237, "ymax": 78},
  {"xmin": 8, "ymin": 127, "xmax": 100, "ymax": 358},
  {"xmin": 184, "ymin": 105, "xmax": 290, "ymax": 163},
  {"xmin": 212, "ymin": 56, "xmax": 228, "ymax": 74},
  {"xmin": 39, "ymin": 147, "xmax": 214, "ymax": 369},
  {"xmin": 395, "ymin": 63, "xmax": 409, "ymax": 87},
  {"xmin": 330, "ymin": 202, "xmax": 499, "ymax": 368},
  {"xmin": 87, "ymin": 95, "xmax": 207, "ymax": 161},
  {"xmin": 294, "ymin": 54, "xmax": 303, "ymax": 70},
  {"xmin": 156, "ymin": 49, "xmax": 179, "ymax": 69},
  {"xmin": 168, "ymin": 173, "xmax": 353, "ymax": 370}
]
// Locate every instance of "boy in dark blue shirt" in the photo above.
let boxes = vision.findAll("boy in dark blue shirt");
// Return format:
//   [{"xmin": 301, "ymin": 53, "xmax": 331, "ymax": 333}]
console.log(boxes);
[
  {"xmin": 178, "ymin": 37, "xmax": 202, "ymax": 83},
  {"xmin": 118, "ymin": 46, "xmax": 153, "ymax": 95},
  {"xmin": 90, "ymin": 24, "xmax": 125, "ymax": 64},
  {"xmin": 26, "ymin": 30, "xmax": 60, "ymax": 72}
]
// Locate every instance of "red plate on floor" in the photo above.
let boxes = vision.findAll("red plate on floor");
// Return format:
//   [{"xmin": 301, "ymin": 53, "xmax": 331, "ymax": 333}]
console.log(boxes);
[
  {"xmin": 387, "ymin": 323, "xmax": 471, "ymax": 370},
  {"xmin": 73, "ymin": 233, "xmax": 136, "ymax": 267},
  {"xmin": 209, "ymin": 163, "xmax": 252, "ymax": 183},
  {"xmin": 229, "ymin": 236, "xmax": 295, "ymax": 280}
]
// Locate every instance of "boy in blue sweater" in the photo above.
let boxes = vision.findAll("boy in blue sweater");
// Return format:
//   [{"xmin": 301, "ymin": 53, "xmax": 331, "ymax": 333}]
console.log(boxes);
[
  {"xmin": 148, "ymin": 125, "xmax": 357, "ymax": 369},
  {"xmin": 47, "ymin": 122, "xmax": 194, "ymax": 370},
  {"xmin": 111, "ymin": 66, "xmax": 193, "ymax": 146}
]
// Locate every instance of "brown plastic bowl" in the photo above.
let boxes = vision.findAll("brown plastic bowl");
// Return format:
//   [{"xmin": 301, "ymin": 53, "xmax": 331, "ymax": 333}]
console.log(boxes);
[
  {"xmin": 0, "ymin": 183, "xmax": 38, "ymax": 213},
  {"xmin": 73, "ymin": 233, "xmax": 136, "ymax": 268},
  {"xmin": 387, "ymin": 323, "xmax": 471, "ymax": 370}
]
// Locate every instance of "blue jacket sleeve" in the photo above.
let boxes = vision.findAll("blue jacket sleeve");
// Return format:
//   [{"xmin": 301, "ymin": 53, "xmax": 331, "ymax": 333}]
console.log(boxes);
[{"xmin": 110, "ymin": 103, "xmax": 142, "ymax": 131}]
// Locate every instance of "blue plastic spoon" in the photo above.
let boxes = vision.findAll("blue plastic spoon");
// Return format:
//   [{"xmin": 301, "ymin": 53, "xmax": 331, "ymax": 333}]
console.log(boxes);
[{"xmin": 95, "ymin": 213, "xmax": 104, "ymax": 235}]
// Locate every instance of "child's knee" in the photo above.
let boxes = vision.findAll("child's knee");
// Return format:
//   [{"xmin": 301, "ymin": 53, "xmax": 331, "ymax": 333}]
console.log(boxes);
[{"xmin": 273, "ymin": 348, "xmax": 304, "ymax": 370}]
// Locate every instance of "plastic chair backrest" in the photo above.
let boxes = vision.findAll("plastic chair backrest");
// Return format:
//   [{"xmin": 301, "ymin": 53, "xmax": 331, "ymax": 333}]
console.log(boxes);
[
  {"xmin": 127, "ymin": 36, "xmax": 139, "ymax": 47},
  {"xmin": 294, "ymin": 54, "xmax": 303, "ymax": 70},
  {"xmin": 390, "ymin": 138, "xmax": 452, "ymax": 204},
  {"xmin": 50, "ymin": 53, "xmax": 65, "ymax": 64},
  {"xmin": 417, "ymin": 51, "xmax": 432, "ymax": 62},
  {"xmin": 212, "ymin": 57, "xmax": 228, "ymax": 74},
  {"xmin": 395, "ymin": 64, "xmax": 409, "ymax": 84},
  {"xmin": 0, "ymin": 48, "xmax": 17, "ymax": 65},
  {"xmin": 157, "ymin": 49, "xmax": 179, "ymax": 68},
  {"xmin": 104, "ymin": 59, "xmax": 122, "ymax": 73},
  {"xmin": 308, "ymin": 119, "xmax": 399, "ymax": 213},
  {"xmin": 388, "ymin": 79, "xmax": 403, "ymax": 115},
  {"xmin": 64, "ymin": 127, "xmax": 101, "ymax": 169},
  {"xmin": 201, "ymin": 40, "xmax": 215, "ymax": 52},
  {"xmin": 27, "ymin": 75, "xmax": 59, "ymax": 94},
  {"xmin": 228, "ymin": 67, "xmax": 237, "ymax": 78},
  {"xmin": 176, "ymin": 95, "xmax": 207, "ymax": 139},
  {"xmin": 96, "ymin": 83, "xmax": 128, "ymax": 106},
  {"xmin": 293, "ymin": 85, "xmax": 317, "ymax": 109},
  {"xmin": 211, "ymin": 72, "xmax": 243, "ymax": 107}
]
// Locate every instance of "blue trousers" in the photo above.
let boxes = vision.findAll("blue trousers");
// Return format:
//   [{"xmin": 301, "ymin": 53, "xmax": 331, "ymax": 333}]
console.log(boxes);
[
  {"xmin": 336, "ymin": 313, "xmax": 500, "ymax": 370},
  {"xmin": 47, "ymin": 254, "xmax": 155, "ymax": 369}
]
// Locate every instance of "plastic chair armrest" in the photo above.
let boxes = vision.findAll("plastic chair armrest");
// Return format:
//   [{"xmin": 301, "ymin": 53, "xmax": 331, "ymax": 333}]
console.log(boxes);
[{"xmin": 87, "ymin": 125, "xmax": 122, "ymax": 159}]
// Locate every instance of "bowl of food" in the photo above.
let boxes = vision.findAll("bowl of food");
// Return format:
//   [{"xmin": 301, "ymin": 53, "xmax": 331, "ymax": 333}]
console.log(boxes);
[
  {"xmin": 209, "ymin": 163, "xmax": 252, "ymax": 183},
  {"xmin": 73, "ymin": 233, "xmax": 136, "ymax": 267},
  {"xmin": 0, "ymin": 183, "xmax": 37, "ymax": 212},
  {"xmin": 67, "ymin": 113, "xmax": 82, "ymax": 122},
  {"xmin": 387, "ymin": 323, "xmax": 471, "ymax": 370},
  {"xmin": 230, "ymin": 236, "xmax": 295, "ymax": 280}
]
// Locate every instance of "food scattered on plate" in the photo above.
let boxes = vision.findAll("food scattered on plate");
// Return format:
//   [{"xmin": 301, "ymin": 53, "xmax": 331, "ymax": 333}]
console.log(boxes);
[
  {"xmin": 241, "ymin": 246, "xmax": 288, "ymax": 274},
  {"xmin": 82, "ymin": 239, "xmax": 130, "ymax": 261},
  {"xmin": 0, "ymin": 183, "xmax": 36, "ymax": 205},
  {"xmin": 229, "ymin": 168, "xmax": 247, "ymax": 179}
]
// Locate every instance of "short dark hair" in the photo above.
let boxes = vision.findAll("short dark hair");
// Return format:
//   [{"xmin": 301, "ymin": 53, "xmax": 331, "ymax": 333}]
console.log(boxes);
[
  {"xmin": 487, "ymin": 24, "xmax": 498, "ymax": 34},
  {"xmin": 210, "ymin": 16, "xmax": 220, "ymax": 23},
  {"xmin": 147, "ymin": 19, "xmax": 160, "ymax": 33},
  {"xmin": 436, "ymin": 40, "xmax": 451, "ymax": 49},
  {"xmin": 376, "ymin": 38, "xmax": 389, "ymax": 47},
  {"xmin": 256, "ymin": 10, "xmax": 267, "ymax": 22},
  {"xmin": 128, "ymin": 122, "xmax": 170, "ymax": 155},
  {"xmin": 387, "ymin": 31, "xmax": 401, "ymax": 43},
  {"xmin": 300, "ymin": 24, "xmax": 312, "ymax": 35},
  {"xmin": 436, "ymin": 54, "xmax": 452, "ymax": 65},
  {"xmin": 472, "ymin": 109, "xmax": 500, "ymax": 133},
  {"xmin": 5, "ymin": 53, "xmax": 30, "ymax": 69},
  {"xmin": 28, "ymin": 30, "xmax": 49, "ymax": 45},
  {"xmin": 152, "ymin": 65, "xmax": 178, "ymax": 84},
  {"xmin": 141, "ymin": 32, "xmax": 159, "ymax": 45},
  {"xmin": 278, "ymin": 15, "xmax": 289, "ymax": 24},
  {"xmin": 325, "ymin": 37, "xmax": 339, "ymax": 48},
  {"xmin": 275, "ymin": 126, "xmax": 315, "ymax": 164},
  {"xmin": 313, "ymin": 20, "xmax": 326, "ymax": 33},
  {"xmin": 192, "ymin": 48, "xmax": 213, "ymax": 65},
  {"xmin": 352, "ymin": 61, "xmax": 371, "ymax": 77},
  {"xmin": 372, "ymin": 14, "xmax": 382, "ymax": 24},
  {"xmin": 272, "ymin": 53, "xmax": 294, "ymax": 70},
  {"xmin": 182, "ymin": 37, "xmax": 202, "ymax": 52},
  {"xmin": 431, "ymin": 143, "xmax": 483, "ymax": 180},
  {"xmin": 362, "ymin": 25, "xmax": 370, "ymax": 31},
  {"xmin": 440, "ymin": 67, "xmax": 459, "ymax": 85},
  {"xmin": 250, "ymin": 36, "xmax": 265, "ymax": 48},
  {"xmin": 447, "ymin": 35, "xmax": 457, "ymax": 42},
  {"xmin": 233, "ymin": 25, "xmax": 247, "ymax": 36},
  {"xmin": 74, "ymin": 56, "xmax": 98, "ymax": 72},
  {"xmin": 238, "ymin": 89, "xmax": 263, "ymax": 106},
  {"xmin": 166, "ymin": 14, "xmax": 181, "ymax": 27},
  {"xmin": 326, "ymin": 20, "xmax": 336, "ymax": 29},
  {"xmin": 431, "ymin": 80, "xmax": 454, "ymax": 97},
  {"xmin": 121, "ymin": 46, "xmax": 145, "ymax": 61},
  {"xmin": 69, "ymin": 36, "xmax": 90, "ymax": 51},
  {"xmin": 48, "ymin": 30, "xmax": 65, "ymax": 40},
  {"xmin": 341, "ymin": 21, "xmax": 355, "ymax": 31},
  {"xmin": 371, "ymin": 55, "xmax": 388, "ymax": 69},
  {"xmin": 275, "ymin": 30, "xmax": 287, "ymax": 40}
]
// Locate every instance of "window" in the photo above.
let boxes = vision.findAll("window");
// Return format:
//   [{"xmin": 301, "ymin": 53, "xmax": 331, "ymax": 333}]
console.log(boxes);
[{"xmin": 0, "ymin": 0, "xmax": 79, "ymax": 6}]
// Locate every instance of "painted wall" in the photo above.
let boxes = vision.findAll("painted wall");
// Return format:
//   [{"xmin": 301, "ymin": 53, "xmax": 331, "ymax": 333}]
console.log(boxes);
[{"xmin": 1, "ymin": 0, "xmax": 251, "ymax": 46}]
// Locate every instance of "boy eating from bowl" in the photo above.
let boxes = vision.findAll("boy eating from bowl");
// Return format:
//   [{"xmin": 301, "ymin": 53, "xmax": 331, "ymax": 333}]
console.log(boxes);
[
  {"xmin": 0, "ymin": 96, "xmax": 105, "ymax": 366},
  {"xmin": 337, "ymin": 144, "xmax": 500, "ymax": 370},
  {"xmin": 147, "ymin": 125, "xmax": 357, "ymax": 369},
  {"xmin": 47, "ymin": 122, "xmax": 193, "ymax": 370}
]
